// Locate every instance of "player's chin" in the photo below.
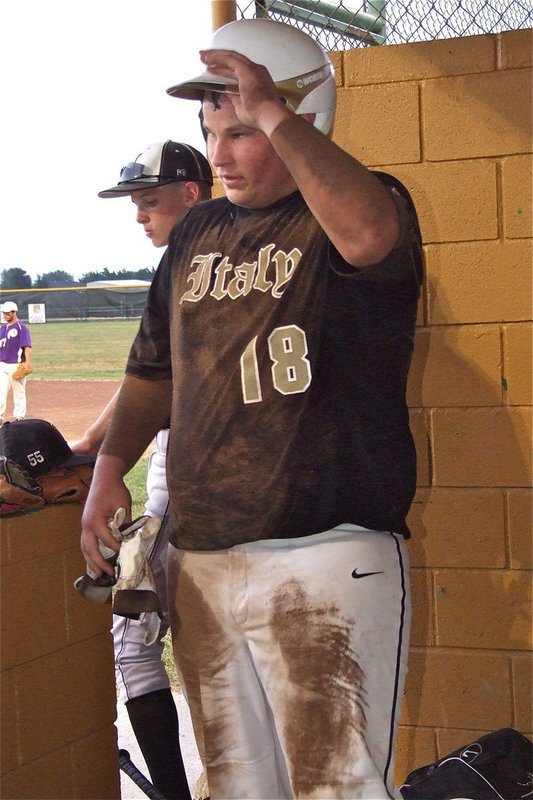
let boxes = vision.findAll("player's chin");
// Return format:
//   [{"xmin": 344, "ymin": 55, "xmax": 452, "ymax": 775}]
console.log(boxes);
[
  {"xmin": 221, "ymin": 176, "xmax": 246, "ymax": 195},
  {"xmin": 224, "ymin": 186, "xmax": 260, "ymax": 208}
]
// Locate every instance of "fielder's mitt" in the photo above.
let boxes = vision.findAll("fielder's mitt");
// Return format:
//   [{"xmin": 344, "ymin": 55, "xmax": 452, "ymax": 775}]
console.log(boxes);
[
  {"xmin": 37, "ymin": 466, "xmax": 92, "ymax": 504},
  {"xmin": 68, "ymin": 463, "xmax": 94, "ymax": 489},
  {"xmin": 12, "ymin": 363, "xmax": 33, "ymax": 381},
  {"xmin": 0, "ymin": 456, "xmax": 45, "ymax": 514}
]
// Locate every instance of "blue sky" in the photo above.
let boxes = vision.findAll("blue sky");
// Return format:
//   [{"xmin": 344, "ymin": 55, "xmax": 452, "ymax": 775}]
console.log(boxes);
[{"xmin": 1, "ymin": 0, "xmax": 213, "ymax": 280}]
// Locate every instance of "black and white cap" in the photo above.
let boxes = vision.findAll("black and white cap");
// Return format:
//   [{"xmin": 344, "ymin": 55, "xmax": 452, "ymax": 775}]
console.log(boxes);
[
  {"xmin": 0, "ymin": 419, "xmax": 95, "ymax": 478},
  {"xmin": 98, "ymin": 140, "xmax": 213, "ymax": 198}
]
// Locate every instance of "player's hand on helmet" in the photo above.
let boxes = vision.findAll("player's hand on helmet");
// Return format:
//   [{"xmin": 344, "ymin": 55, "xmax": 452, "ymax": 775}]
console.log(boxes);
[
  {"xmin": 80, "ymin": 456, "xmax": 131, "ymax": 577},
  {"xmin": 200, "ymin": 49, "xmax": 291, "ymax": 134}
]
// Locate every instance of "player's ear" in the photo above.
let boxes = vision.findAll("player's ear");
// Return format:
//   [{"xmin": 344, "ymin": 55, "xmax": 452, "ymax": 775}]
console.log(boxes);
[
  {"xmin": 183, "ymin": 181, "xmax": 201, "ymax": 207},
  {"xmin": 299, "ymin": 112, "xmax": 316, "ymax": 125}
]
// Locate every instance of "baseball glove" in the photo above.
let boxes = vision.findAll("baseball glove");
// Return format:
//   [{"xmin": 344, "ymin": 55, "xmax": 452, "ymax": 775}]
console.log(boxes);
[
  {"xmin": 37, "ymin": 466, "xmax": 92, "ymax": 504},
  {"xmin": 69, "ymin": 463, "xmax": 94, "ymax": 489},
  {"xmin": 12, "ymin": 363, "xmax": 33, "ymax": 381},
  {"xmin": 0, "ymin": 457, "xmax": 45, "ymax": 514}
]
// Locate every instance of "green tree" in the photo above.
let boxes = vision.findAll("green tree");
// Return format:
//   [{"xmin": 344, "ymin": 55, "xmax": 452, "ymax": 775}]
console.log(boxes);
[
  {"xmin": 79, "ymin": 267, "xmax": 153, "ymax": 284},
  {"xmin": 34, "ymin": 269, "xmax": 78, "ymax": 288},
  {"xmin": 79, "ymin": 268, "xmax": 114, "ymax": 284},
  {"xmin": 0, "ymin": 268, "xmax": 32, "ymax": 289},
  {"xmin": 133, "ymin": 267, "xmax": 155, "ymax": 281},
  {"xmin": 115, "ymin": 267, "xmax": 154, "ymax": 281}
]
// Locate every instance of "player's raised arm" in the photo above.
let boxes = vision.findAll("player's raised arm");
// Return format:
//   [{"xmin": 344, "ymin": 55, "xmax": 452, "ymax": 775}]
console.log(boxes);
[
  {"xmin": 80, "ymin": 375, "xmax": 172, "ymax": 575},
  {"xmin": 199, "ymin": 49, "xmax": 398, "ymax": 268},
  {"xmin": 270, "ymin": 115, "xmax": 399, "ymax": 266}
]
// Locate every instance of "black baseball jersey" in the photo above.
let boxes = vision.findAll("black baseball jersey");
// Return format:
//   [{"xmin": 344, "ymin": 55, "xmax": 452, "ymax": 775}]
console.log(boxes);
[{"xmin": 127, "ymin": 176, "xmax": 423, "ymax": 551}]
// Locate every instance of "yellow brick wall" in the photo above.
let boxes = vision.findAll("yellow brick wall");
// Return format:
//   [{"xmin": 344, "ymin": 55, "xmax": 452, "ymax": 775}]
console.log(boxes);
[
  {"xmin": 1, "ymin": 505, "xmax": 120, "ymax": 799},
  {"xmin": 332, "ymin": 28, "xmax": 532, "ymax": 781}
]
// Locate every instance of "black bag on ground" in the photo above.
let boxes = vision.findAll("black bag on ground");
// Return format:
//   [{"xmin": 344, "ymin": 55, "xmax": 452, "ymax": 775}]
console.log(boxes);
[{"xmin": 399, "ymin": 727, "xmax": 533, "ymax": 799}]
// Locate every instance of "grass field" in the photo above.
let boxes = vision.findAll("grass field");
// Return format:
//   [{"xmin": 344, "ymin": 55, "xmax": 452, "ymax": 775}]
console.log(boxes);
[
  {"xmin": 29, "ymin": 319, "xmax": 140, "ymax": 380},
  {"xmin": 28, "ymin": 319, "xmax": 156, "ymax": 517},
  {"xmin": 126, "ymin": 456, "xmax": 150, "ymax": 518},
  {"xmin": 28, "ymin": 318, "xmax": 150, "ymax": 510}
]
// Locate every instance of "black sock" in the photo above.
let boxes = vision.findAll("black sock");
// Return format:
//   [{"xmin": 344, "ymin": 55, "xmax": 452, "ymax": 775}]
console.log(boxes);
[{"xmin": 126, "ymin": 688, "xmax": 192, "ymax": 800}]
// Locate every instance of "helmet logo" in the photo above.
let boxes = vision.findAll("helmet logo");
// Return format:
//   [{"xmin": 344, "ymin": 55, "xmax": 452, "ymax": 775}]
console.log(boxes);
[
  {"xmin": 296, "ymin": 66, "xmax": 330, "ymax": 89},
  {"xmin": 275, "ymin": 64, "xmax": 333, "ymax": 110}
]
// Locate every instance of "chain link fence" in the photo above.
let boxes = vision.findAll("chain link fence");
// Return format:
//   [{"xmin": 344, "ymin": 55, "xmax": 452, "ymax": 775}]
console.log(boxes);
[{"xmin": 235, "ymin": 1, "xmax": 532, "ymax": 49}]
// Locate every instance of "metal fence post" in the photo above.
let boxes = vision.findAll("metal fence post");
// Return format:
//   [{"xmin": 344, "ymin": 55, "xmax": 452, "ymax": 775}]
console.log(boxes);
[{"xmin": 211, "ymin": 0, "xmax": 237, "ymax": 31}]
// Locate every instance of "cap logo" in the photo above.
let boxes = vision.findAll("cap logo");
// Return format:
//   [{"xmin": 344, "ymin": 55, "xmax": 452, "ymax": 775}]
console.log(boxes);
[
  {"xmin": 176, "ymin": 169, "xmax": 187, "ymax": 177},
  {"xmin": 25, "ymin": 450, "xmax": 45, "ymax": 469}
]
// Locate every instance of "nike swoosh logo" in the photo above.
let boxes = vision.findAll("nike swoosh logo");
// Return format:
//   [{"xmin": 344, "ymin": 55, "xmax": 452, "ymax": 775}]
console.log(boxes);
[{"xmin": 351, "ymin": 569, "xmax": 384, "ymax": 579}]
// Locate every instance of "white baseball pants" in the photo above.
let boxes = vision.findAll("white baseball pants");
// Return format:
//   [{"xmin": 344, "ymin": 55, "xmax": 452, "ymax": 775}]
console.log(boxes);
[
  {"xmin": 168, "ymin": 524, "xmax": 411, "ymax": 800},
  {"xmin": 0, "ymin": 362, "xmax": 28, "ymax": 420},
  {"xmin": 114, "ymin": 431, "xmax": 171, "ymax": 702}
]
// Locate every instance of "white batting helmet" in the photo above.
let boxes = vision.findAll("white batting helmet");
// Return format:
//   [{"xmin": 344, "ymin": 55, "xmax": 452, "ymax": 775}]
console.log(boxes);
[{"xmin": 166, "ymin": 18, "xmax": 336, "ymax": 136}]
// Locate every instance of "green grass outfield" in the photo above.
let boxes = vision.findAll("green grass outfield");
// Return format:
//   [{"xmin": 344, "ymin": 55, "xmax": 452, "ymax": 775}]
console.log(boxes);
[
  {"xmin": 29, "ymin": 319, "xmax": 148, "ymax": 517},
  {"xmin": 28, "ymin": 320, "xmax": 150, "ymax": 510},
  {"xmin": 29, "ymin": 319, "xmax": 149, "ymax": 530},
  {"xmin": 29, "ymin": 319, "xmax": 140, "ymax": 380}
]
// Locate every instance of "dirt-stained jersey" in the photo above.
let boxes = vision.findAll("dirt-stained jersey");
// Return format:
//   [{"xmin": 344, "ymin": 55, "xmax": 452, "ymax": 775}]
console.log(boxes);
[{"xmin": 127, "ymin": 177, "xmax": 423, "ymax": 551}]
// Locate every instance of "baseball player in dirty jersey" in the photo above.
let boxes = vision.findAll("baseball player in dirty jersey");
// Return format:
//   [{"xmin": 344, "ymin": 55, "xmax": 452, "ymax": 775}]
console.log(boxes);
[
  {"xmin": 82, "ymin": 18, "xmax": 423, "ymax": 800},
  {"xmin": 125, "ymin": 141, "xmax": 422, "ymax": 800},
  {"xmin": 126, "ymin": 160, "xmax": 422, "ymax": 800}
]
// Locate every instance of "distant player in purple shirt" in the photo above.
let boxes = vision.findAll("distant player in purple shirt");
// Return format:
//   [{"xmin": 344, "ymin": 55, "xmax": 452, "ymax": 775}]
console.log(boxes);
[{"xmin": 0, "ymin": 301, "xmax": 32, "ymax": 423}]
